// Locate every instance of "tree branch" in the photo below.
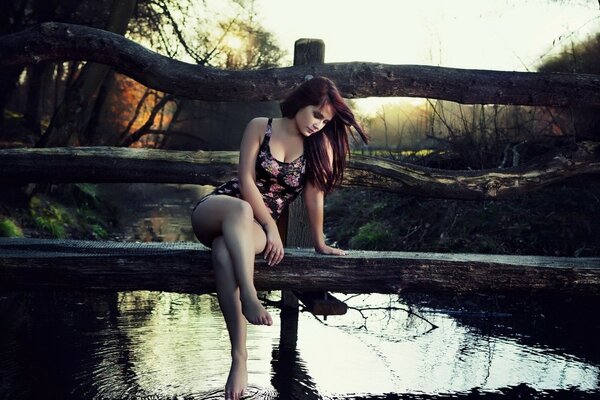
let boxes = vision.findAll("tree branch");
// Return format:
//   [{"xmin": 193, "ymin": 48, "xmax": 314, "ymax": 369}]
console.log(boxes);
[
  {"xmin": 119, "ymin": 93, "xmax": 175, "ymax": 147},
  {"xmin": 2, "ymin": 22, "xmax": 600, "ymax": 106},
  {"xmin": 345, "ymin": 141, "xmax": 600, "ymax": 199}
]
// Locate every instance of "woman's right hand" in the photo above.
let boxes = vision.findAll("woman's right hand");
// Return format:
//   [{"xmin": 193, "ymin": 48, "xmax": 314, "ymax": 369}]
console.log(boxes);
[{"xmin": 263, "ymin": 223, "xmax": 284, "ymax": 266}]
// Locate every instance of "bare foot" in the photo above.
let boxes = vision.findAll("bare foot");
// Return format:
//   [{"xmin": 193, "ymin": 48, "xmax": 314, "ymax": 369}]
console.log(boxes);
[
  {"xmin": 225, "ymin": 358, "xmax": 247, "ymax": 400},
  {"xmin": 241, "ymin": 295, "xmax": 273, "ymax": 325}
]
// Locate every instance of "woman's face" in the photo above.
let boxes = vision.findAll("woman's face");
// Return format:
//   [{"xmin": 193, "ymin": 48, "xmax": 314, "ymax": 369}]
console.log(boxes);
[{"xmin": 294, "ymin": 104, "xmax": 334, "ymax": 137}]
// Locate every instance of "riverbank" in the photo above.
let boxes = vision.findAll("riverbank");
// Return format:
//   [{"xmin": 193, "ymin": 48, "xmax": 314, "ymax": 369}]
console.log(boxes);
[
  {"xmin": 0, "ymin": 184, "xmax": 117, "ymax": 240},
  {"xmin": 325, "ymin": 177, "xmax": 600, "ymax": 257},
  {"xmin": 0, "ymin": 183, "xmax": 211, "ymax": 242},
  {"xmin": 2, "ymin": 178, "xmax": 599, "ymax": 259}
]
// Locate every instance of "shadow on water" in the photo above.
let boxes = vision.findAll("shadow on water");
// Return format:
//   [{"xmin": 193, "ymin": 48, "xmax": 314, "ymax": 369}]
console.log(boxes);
[{"xmin": 1, "ymin": 183, "xmax": 599, "ymax": 399}]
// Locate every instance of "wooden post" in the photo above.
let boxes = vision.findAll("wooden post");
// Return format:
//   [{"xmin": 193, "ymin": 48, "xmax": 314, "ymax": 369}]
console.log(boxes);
[
  {"xmin": 275, "ymin": 37, "xmax": 324, "ymax": 386},
  {"xmin": 288, "ymin": 39, "xmax": 325, "ymax": 242},
  {"xmin": 279, "ymin": 40, "xmax": 348, "ymax": 317},
  {"xmin": 286, "ymin": 39, "xmax": 325, "ymax": 247},
  {"xmin": 279, "ymin": 39, "xmax": 326, "ymax": 311}
]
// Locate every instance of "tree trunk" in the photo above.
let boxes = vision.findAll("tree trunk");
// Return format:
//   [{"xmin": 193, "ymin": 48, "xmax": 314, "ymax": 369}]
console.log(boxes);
[
  {"xmin": 1, "ymin": 144, "xmax": 598, "ymax": 199},
  {"xmin": 36, "ymin": 1, "xmax": 137, "ymax": 147},
  {"xmin": 23, "ymin": 63, "xmax": 47, "ymax": 134},
  {"xmin": 0, "ymin": 67, "xmax": 23, "ymax": 129}
]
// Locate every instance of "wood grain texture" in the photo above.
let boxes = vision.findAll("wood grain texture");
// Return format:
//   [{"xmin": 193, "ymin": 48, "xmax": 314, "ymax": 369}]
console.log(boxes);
[{"xmin": 1, "ymin": 238, "xmax": 599, "ymax": 295}]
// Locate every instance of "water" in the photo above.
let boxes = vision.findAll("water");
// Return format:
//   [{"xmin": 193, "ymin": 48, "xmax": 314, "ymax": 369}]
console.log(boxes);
[
  {"xmin": 1, "ymin": 183, "xmax": 599, "ymax": 399},
  {"xmin": 1, "ymin": 290, "xmax": 599, "ymax": 399}
]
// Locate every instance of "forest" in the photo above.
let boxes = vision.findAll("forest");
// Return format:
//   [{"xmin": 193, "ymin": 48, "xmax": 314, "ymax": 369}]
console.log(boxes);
[
  {"xmin": 0, "ymin": 0, "xmax": 599, "ymax": 258},
  {"xmin": 1, "ymin": 2, "xmax": 600, "ymax": 399}
]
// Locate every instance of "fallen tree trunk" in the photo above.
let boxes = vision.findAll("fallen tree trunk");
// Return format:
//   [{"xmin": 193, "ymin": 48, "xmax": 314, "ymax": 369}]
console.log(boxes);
[
  {"xmin": 0, "ymin": 146, "xmax": 238, "ymax": 187},
  {"xmin": 0, "ymin": 143, "xmax": 598, "ymax": 199},
  {"xmin": 346, "ymin": 141, "xmax": 600, "ymax": 199},
  {"xmin": 1, "ymin": 238, "xmax": 599, "ymax": 295},
  {"xmin": 2, "ymin": 22, "xmax": 600, "ymax": 106}
]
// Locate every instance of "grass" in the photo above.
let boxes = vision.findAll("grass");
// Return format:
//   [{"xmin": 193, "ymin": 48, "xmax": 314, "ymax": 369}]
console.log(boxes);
[
  {"xmin": 0, "ymin": 217, "xmax": 24, "ymax": 237},
  {"xmin": 0, "ymin": 184, "xmax": 116, "ymax": 240}
]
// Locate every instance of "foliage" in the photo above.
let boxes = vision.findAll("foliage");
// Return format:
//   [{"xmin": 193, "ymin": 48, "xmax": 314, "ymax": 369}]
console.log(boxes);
[
  {"xmin": 0, "ymin": 217, "xmax": 24, "ymax": 238},
  {"xmin": 131, "ymin": 0, "xmax": 285, "ymax": 69},
  {"xmin": 349, "ymin": 222, "xmax": 395, "ymax": 250},
  {"xmin": 339, "ymin": 31, "xmax": 600, "ymax": 255},
  {"xmin": 537, "ymin": 32, "xmax": 600, "ymax": 139},
  {"xmin": 359, "ymin": 99, "xmax": 557, "ymax": 170},
  {"xmin": 326, "ymin": 179, "xmax": 600, "ymax": 257},
  {"xmin": 538, "ymin": 32, "xmax": 600, "ymax": 75},
  {"xmin": 102, "ymin": 0, "xmax": 286, "ymax": 148},
  {"xmin": 29, "ymin": 195, "xmax": 71, "ymax": 238},
  {"xmin": 1, "ymin": 0, "xmax": 286, "ymax": 148},
  {"xmin": 0, "ymin": 184, "xmax": 116, "ymax": 240}
]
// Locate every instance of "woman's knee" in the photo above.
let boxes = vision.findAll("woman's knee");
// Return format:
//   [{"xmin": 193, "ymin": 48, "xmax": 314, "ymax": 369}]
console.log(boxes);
[{"xmin": 228, "ymin": 199, "xmax": 254, "ymax": 224}]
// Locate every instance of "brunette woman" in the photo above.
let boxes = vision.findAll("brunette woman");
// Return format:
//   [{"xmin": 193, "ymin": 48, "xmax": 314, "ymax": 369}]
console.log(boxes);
[{"xmin": 191, "ymin": 76, "xmax": 368, "ymax": 399}]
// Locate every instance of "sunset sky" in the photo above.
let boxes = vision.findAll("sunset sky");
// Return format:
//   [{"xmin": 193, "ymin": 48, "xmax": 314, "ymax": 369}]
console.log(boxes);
[
  {"xmin": 251, "ymin": 0, "xmax": 600, "ymax": 113},
  {"xmin": 256, "ymin": 0, "xmax": 599, "ymax": 70}
]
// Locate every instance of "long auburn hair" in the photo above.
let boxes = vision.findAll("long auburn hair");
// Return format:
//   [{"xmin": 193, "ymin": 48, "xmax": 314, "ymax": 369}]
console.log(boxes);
[{"xmin": 280, "ymin": 76, "xmax": 368, "ymax": 193}]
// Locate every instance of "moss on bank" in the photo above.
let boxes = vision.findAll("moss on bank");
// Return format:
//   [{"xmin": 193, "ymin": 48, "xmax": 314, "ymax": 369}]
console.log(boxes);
[
  {"xmin": 0, "ymin": 217, "xmax": 24, "ymax": 237},
  {"xmin": 0, "ymin": 184, "xmax": 116, "ymax": 240}
]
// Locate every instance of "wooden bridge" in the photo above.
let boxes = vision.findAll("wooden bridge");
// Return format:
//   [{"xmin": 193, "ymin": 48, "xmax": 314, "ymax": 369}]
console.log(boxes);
[
  {"xmin": 1, "ymin": 24, "xmax": 600, "ymax": 303},
  {"xmin": 1, "ymin": 238, "xmax": 599, "ymax": 296}
]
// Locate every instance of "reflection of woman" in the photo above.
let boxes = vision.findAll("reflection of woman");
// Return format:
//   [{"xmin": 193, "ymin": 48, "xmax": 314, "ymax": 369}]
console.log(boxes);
[{"xmin": 191, "ymin": 76, "xmax": 368, "ymax": 399}]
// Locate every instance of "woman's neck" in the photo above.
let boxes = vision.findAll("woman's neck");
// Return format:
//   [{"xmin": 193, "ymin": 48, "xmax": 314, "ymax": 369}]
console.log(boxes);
[{"xmin": 278, "ymin": 117, "xmax": 300, "ymax": 137}]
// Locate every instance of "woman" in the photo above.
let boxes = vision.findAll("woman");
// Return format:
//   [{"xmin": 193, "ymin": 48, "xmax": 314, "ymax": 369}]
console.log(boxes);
[{"xmin": 191, "ymin": 76, "xmax": 368, "ymax": 399}]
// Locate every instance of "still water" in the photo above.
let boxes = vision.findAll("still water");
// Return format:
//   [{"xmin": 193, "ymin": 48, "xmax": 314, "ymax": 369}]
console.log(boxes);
[{"xmin": 1, "ymin": 184, "xmax": 599, "ymax": 399}]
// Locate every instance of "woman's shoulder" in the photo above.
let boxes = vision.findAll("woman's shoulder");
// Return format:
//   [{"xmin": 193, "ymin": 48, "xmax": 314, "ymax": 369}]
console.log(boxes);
[
  {"xmin": 245, "ymin": 117, "xmax": 271, "ymax": 130},
  {"xmin": 242, "ymin": 117, "xmax": 271, "ymax": 138}
]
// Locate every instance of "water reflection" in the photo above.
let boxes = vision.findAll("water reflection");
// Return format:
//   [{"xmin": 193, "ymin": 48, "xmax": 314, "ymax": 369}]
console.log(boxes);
[
  {"xmin": 99, "ymin": 183, "xmax": 207, "ymax": 242},
  {"xmin": 295, "ymin": 294, "xmax": 599, "ymax": 397},
  {"xmin": 1, "ymin": 290, "xmax": 599, "ymax": 399}
]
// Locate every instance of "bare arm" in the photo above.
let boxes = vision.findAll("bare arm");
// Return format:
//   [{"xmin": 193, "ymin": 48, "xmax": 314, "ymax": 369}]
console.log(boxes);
[
  {"xmin": 238, "ymin": 117, "xmax": 284, "ymax": 265},
  {"xmin": 303, "ymin": 138, "xmax": 346, "ymax": 256}
]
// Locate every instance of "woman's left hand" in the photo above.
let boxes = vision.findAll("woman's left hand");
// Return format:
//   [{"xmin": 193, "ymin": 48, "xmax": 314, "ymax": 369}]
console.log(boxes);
[{"xmin": 315, "ymin": 244, "xmax": 347, "ymax": 256}]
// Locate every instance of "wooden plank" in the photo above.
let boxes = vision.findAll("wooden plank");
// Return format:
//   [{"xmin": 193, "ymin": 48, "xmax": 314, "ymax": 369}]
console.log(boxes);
[{"xmin": 1, "ymin": 238, "xmax": 599, "ymax": 296}]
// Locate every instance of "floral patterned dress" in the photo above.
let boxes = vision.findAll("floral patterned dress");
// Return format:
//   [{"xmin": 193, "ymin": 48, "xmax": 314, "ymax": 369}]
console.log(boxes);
[{"xmin": 195, "ymin": 118, "xmax": 306, "ymax": 221}]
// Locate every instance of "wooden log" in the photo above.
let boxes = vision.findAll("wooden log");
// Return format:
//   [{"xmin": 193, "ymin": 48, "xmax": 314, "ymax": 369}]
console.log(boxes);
[
  {"xmin": 2, "ymin": 23, "xmax": 600, "ymax": 107},
  {"xmin": 1, "ymin": 238, "xmax": 599, "ymax": 296},
  {"xmin": 0, "ymin": 146, "xmax": 238, "ymax": 185},
  {"xmin": 1, "ymin": 143, "xmax": 599, "ymax": 199}
]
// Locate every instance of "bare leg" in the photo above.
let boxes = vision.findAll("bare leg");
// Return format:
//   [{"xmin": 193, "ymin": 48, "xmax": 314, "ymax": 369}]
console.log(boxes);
[
  {"xmin": 212, "ymin": 236, "xmax": 248, "ymax": 400},
  {"xmin": 191, "ymin": 196, "xmax": 272, "ymax": 399},
  {"xmin": 193, "ymin": 196, "xmax": 271, "ymax": 325},
  {"xmin": 221, "ymin": 203, "xmax": 272, "ymax": 325}
]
